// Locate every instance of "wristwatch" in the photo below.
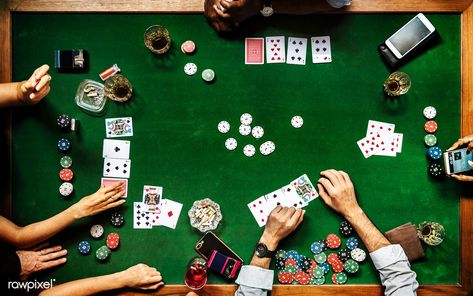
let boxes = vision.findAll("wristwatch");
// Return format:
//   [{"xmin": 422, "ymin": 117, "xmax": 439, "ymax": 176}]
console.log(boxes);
[
  {"xmin": 260, "ymin": 0, "xmax": 273, "ymax": 17},
  {"xmin": 255, "ymin": 242, "xmax": 275, "ymax": 258}
]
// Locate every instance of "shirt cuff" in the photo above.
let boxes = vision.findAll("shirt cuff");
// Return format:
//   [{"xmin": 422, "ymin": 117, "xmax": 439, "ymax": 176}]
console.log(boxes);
[
  {"xmin": 235, "ymin": 265, "xmax": 274, "ymax": 291},
  {"xmin": 326, "ymin": 0, "xmax": 352, "ymax": 8},
  {"xmin": 369, "ymin": 244, "xmax": 410, "ymax": 270}
]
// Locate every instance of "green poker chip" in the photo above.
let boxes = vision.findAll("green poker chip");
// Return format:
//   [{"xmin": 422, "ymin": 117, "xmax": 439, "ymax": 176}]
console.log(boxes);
[
  {"xmin": 60, "ymin": 156, "xmax": 72, "ymax": 168},
  {"xmin": 275, "ymin": 249, "xmax": 286, "ymax": 259},
  {"xmin": 312, "ymin": 266, "xmax": 324, "ymax": 278},
  {"xmin": 344, "ymin": 259, "xmax": 359, "ymax": 273},
  {"xmin": 284, "ymin": 265, "xmax": 297, "ymax": 274},
  {"xmin": 201, "ymin": 69, "xmax": 215, "ymax": 82},
  {"xmin": 96, "ymin": 245, "xmax": 110, "ymax": 260},
  {"xmin": 336, "ymin": 272, "xmax": 347, "ymax": 284},
  {"xmin": 314, "ymin": 252, "xmax": 327, "ymax": 264},
  {"xmin": 313, "ymin": 276, "xmax": 325, "ymax": 285},
  {"xmin": 424, "ymin": 134, "xmax": 437, "ymax": 147}
]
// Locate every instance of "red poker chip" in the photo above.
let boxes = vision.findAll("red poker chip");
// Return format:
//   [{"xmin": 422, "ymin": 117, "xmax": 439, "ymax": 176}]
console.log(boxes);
[
  {"xmin": 298, "ymin": 273, "xmax": 311, "ymax": 285},
  {"xmin": 106, "ymin": 233, "xmax": 120, "ymax": 249},
  {"xmin": 181, "ymin": 40, "xmax": 196, "ymax": 54},
  {"xmin": 326, "ymin": 233, "xmax": 341, "ymax": 249},
  {"xmin": 332, "ymin": 261, "xmax": 345, "ymax": 273},
  {"xmin": 327, "ymin": 253, "xmax": 339, "ymax": 265},
  {"xmin": 59, "ymin": 168, "xmax": 73, "ymax": 181},
  {"xmin": 285, "ymin": 258, "xmax": 297, "ymax": 267},
  {"xmin": 294, "ymin": 270, "xmax": 306, "ymax": 281},
  {"xmin": 309, "ymin": 258, "xmax": 317, "ymax": 268},
  {"xmin": 424, "ymin": 120, "xmax": 438, "ymax": 133},
  {"xmin": 331, "ymin": 273, "xmax": 338, "ymax": 284},
  {"xmin": 278, "ymin": 271, "xmax": 293, "ymax": 284}
]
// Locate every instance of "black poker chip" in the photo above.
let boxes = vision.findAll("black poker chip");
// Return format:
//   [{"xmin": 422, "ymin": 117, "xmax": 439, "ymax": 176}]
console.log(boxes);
[
  {"xmin": 299, "ymin": 257, "xmax": 312, "ymax": 272},
  {"xmin": 339, "ymin": 220, "xmax": 354, "ymax": 237},
  {"xmin": 317, "ymin": 240, "xmax": 328, "ymax": 252},
  {"xmin": 428, "ymin": 162, "xmax": 444, "ymax": 178},
  {"xmin": 57, "ymin": 114, "xmax": 71, "ymax": 128},
  {"xmin": 338, "ymin": 248, "xmax": 351, "ymax": 262},
  {"xmin": 275, "ymin": 257, "xmax": 285, "ymax": 270},
  {"xmin": 110, "ymin": 211, "xmax": 124, "ymax": 227}
]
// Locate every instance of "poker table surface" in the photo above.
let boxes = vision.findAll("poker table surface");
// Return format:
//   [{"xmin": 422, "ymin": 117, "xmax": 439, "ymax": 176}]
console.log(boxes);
[{"xmin": 2, "ymin": 2, "xmax": 473, "ymax": 295}]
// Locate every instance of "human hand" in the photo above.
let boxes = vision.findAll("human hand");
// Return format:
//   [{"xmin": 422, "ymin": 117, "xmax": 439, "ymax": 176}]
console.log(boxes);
[
  {"xmin": 118, "ymin": 263, "xmax": 164, "ymax": 290},
  {"xmin": 69, "ymin": 182, "xmax": 126, "ymax": 220},
  {"xmin": 447, "ymin": 134, "xmax": 473, "ymax": 152},
  {"xmin": 317, "ymin": 169, "xmax": 362, "ymax": 220},
  {"xmin": 204, "ymin": 0, "xmax": 237, "ymax": 33},
  {"xmin": 213, "ymin": 0, "xmax": 262, "ymax": 26},
  {"xmin": 16, "ymin": 243, "xmax": 67, "ymax": 280},
  {"xmin": 449, "ymin": 173, "xmax": 473, "ymax": 182},
  {"xmin": 186, "ymin": 292, "xmax": 199, "ymax": 296},
  {"xmin": 260, "ymin": 206, "xmax": 304, "ymax": 249},
  {"xmin": 18, "ymin": 64, "xmax": 51, "ymax": 104}
]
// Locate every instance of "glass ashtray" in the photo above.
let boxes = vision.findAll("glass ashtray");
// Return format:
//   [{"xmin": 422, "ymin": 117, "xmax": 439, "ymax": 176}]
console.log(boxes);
[
  {"xmin": 188, "ymin": 198, "xmax": 222, "ymax": 233},
  {"xmin": 75, "ymin": 79, "xmax": 107, "ymax": 115}
]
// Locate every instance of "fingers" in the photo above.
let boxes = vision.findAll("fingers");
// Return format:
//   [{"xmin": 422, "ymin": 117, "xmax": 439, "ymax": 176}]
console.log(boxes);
[
  {"xmin": 317, "ymin": 177, "xmax": 336, "ymax": 197},
  {"xmin": 338, "ymin": 171, "xmax": 352, "ymax": 186},
  {"xmin": 38, "ymin": 257, "xmax": 67, "ymax": 271},
  {"xmin": 40, "ymin": 249, "xmax": 67, "ymax": 261},
  {"xmin": 33, "ymin": 64, "xmax": 50, "ymax": 79},
  {"xmin": 288, "ymin": 209, "xmax": 304, "ymax": 228},
  {"xmin": 213, "ymin": 4, "xmax": 232, "ymax": 19},
  {"xmin": 29, "ymin": 85, "xmax": 50, "ymax": 100},
  {"xmin": 34, "ymin": 74, "xmax": 51, "ymax": 92},
  {"xmin": 322, "ymin": 169, "xmax": 344, "ymax": 187},
  {"xmin": 468, "ymin": 142, "xmax": 473, "ymax": 152},
  {"xmin": 32, "ymin": 242, "xmax": 50, "ymax": 251},
  {"xmin": 317, "ymin": 183, "xmax": 330, "ymax": 205},
  {"xmin": 104, "ymin": 199, "xmax": 126, "ymax": 210},
  {"xmin": 38, "ymin": 245, "xmax": 62, "ymax": 255},
  {"xmin": 450, "ymin": 174, "xmax": 473, "ymax": 182}
]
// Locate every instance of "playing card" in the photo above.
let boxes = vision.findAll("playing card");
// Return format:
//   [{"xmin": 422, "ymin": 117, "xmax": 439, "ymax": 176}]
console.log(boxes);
[
  {"xmin": 281, "ymin": 185, "xmax": 303, "ymax": 208},
  {"xmin": 142, "ymin": 185, "xmax": 163, "ymax": 212},
  {"xmin": 265, "ymin": 36, "xmax": 285, "ymax": 63},
  {"xmin": 290, "ymin": 174, "xmax": 319, "ymax": 205},
  {"xmin": 103, "ymin": 158, "xmax": 131, "ymax": 178},
  {"xmin": 375, "ymin": 132, "xmax": 397, "ymax": 157},
  {"xmin": 105, "ymin": 117, "xmax": 133, "ymax": 138},
  {"xmin": 101, "ymin": 177, "xmax": 128, "ymax": 198},
  {"xmin": 394, "ymin": 133, "xmax": 403, "ymax": 153},
  {"xmin": 245, "ymin": 38, "xmax": 264, "ymax": 64},
  {"xmin": 102, "ymin": 139, "xmax": 130, "ymax": 159},
  {"xmin": 287, "ymin": 37, "xmax": 307, "ymax": 65},
  {"xmin": 366, "ymin": 120, "xmax": 395, "ymax": 137},
  {"xmin": 248, "ymin": 195, "xmax": 271, "ymax": 227},
  {"xmin": 157, "ymin": 199, "xmax": 183, "ymax": 229},
  {"xmin": 311, "ymin": 36, "xmax": 332, "ymax": 64},
  {"xmin": 133, "ymin": 202, "xmax": 152, "ymax": 229},
  {"xmin": 148, "ymin": 211, "xmax": 161, "ymax": 226},
  {"xmin": 265, "ymin": 188, "xmax": 285, "ymax": 209},
  {"xmin": 357, "ymin": 133, "xmax": 385, "ymax": 158}
]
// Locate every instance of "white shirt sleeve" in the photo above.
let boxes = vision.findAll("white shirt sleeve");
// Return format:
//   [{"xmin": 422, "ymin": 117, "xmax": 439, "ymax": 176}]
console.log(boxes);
[
  {"xmin": 326, "ymin": 0, "xmax": 352, "ymax": 8},
  {"xmin": 234, "ymin": 265, "xmax": 274, "ymax": 296},
  {"xmin": 370, "ymin": 244, "xmax": 419, "ymax": 296}
]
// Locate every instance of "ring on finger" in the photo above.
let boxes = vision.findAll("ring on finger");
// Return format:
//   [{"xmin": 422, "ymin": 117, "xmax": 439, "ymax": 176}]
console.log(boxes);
[{"xmin": 219, "ymin": 4, "xmax": 226, "ymax": 12}]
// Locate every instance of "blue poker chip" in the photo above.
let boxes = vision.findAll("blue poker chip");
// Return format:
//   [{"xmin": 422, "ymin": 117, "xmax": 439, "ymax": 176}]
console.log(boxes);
[
  {"xmin": 285, "ymin": 250, "xmax": 299, "ymax": 260},
  {"xmin": 427, "ymin": 146, "xmax": 442, "ymax": 160},
  {"xmin": 58, "ymin": 138, "xmax": 71, "ymax": 152},
  {"xmin": 78, "ymin": 240, "xmax": 91, "ymax": 254},
  {"xmin": 310, "ymin": 241, "xmax": 323, "ymax": 254},
  {"xmin": 346, "ymin": 237, "xmax": 359, "ymax": 250},
  {"xmin": 319, "ymin": 262, "xmax": 330, "ymax": 274}
]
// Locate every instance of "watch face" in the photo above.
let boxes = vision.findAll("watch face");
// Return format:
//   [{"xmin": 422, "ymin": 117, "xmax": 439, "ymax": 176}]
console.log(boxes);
[
  {"xmin": 261, "ymin": 6, "xmax": 273, "ymax": 17},
  {"xmin": 256, "ymin": 243, "xmax": 267, "ymax": 257}
]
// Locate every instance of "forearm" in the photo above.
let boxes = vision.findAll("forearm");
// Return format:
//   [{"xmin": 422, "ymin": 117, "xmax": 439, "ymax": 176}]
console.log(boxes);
[
  {"xmin": 40, "ymin": 271, "xmax": 127, "ymax": 296},
  {"xmin": 0, "ymin": 82, "xmax": 27, "ymax": 107},
  {"xmin": 248, "ymin": 231, "xmax": 279, "ymax": 268},
  {"xmin": 345, "ymin": 207, "xmax": 390, "ymax": 253}
]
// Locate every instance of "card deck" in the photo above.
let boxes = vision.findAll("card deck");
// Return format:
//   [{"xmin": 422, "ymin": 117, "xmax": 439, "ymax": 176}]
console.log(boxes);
[
  {"xmin": 265, "ymin": 36, "xmax": 285, "ymax": 63},
  {"xmin": 103, "ymin": 158, "xmax": 131, "ymax": 178},
  {"xmin": 101, "ymin": 177, "xmax": 128, "ymax": 197},
  {"xmin": 105, "ymin": 117, "xmax": 133, "ymax": 138},
  {"xmin": 245, "ymin": 38, "xmax": 264, "ymax": 64},
  {"xmin": 287, "ymin": 37, "xmax": 307, "ymax": 65},
  {"xmin": 102, "ymin": 139, "xmax": 130, "ymax": 159},
  {"xmin": 311, "ymin": 36, "xmax": 332, "ymax": 64}
]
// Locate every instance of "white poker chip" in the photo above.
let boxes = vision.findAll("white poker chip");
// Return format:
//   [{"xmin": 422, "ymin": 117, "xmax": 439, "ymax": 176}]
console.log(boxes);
[
  {"xmin": 217, "ymin": 121, "xmax": 230, "ymax": 133},
  {"xmin": 239, "ymin": 124, "xmax": 251, "ymax": 136},
  {"xmin": 259, "ymin": 141, "xmax": 275, "ymax": 156},
  {"xmin": 243, "ymin": 144, "xmax": 256, "ymax": 157},
  {"xmin": 225, "ymin": 138, "xmax": 238, "ymax": 150},
  {"xmin": 240, "ymin": 113, "xmax": 253, "ymax": 126},
  {"xmin": 350, "ymin": 248, "xmax": 366, "ymax": 262},
  {"xmin": 423, "ymin": 106, "xmax": 437, "ymax": 119},
  {"xmin": 291, "ymin": 115, "xmax": 304, "ymax": 128},
  {"xmin": 59, "ymin": 182, "xmax": 73, "ymax": 197},
  {"xmin": 90, "ymin": 224, "xmax": 104, "ymax": 239},
  {"xmin": 251, "ymin": 126, "xmax": 264, "ymax": 139},
  {"xmin": 184, "ymin": 63, "xmax": 197, "ymax": 76}
]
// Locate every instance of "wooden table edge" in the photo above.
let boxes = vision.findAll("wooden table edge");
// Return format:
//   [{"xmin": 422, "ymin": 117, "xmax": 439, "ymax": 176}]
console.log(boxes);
[{"xmin": 1, "ymin": 0, "xmax": 472, "ymax": 294}]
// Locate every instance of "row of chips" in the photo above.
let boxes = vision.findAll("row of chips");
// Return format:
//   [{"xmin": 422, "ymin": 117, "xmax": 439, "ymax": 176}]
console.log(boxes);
[{"xmin": 422, "ymin": 106, "xmax": 444, "ymax": 178}]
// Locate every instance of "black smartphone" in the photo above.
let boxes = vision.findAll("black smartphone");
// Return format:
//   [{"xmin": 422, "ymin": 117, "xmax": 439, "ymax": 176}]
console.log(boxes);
[
  {"xmin": 194, "ymin": 231, "xmax": 243, "ymax": 263},
  {"xmin": 54, "ymin": 49, "xmax": 89, "ymax": 72}
]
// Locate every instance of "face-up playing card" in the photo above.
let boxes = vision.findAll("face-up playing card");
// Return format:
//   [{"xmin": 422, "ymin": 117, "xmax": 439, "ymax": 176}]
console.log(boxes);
[
  {"xmin": 287, "ymin": 37, "xmax": 307, "ymax": 65},
  {"xmin": 102, "ymin": 139, "xmax": 130, "ymax": 159},
  {"xmin": 290, "ymin": 174, "xmax": 319, "ymax": 205},
  {"xmin": 357, "ymin": 133, "xmax": 385, "ymax": 158},
  {"xmin": 265, "ymin": 36, "xmax": 285, "ymax": 64},
  {"xmin": 148, "ymin": 211, "xmax": 161, "ymax": 226},
  {"xmin": 394, "ymin": 133, "xmax": 403, "ymax": 153},
  {"xmin": 245, "ymin": 38, "xmax": 264, "ymax": 64},
  {"xmin": 133, "ymin": 202, "xmax": 152, "ymax": 229},
  {"xmin": 101, "ymin": 177, "xmax": 128, "ymax": 198},
  {"xmin": 142, "ymin": 185, "xmax": 163, "ymax": 212},
  {"xmin": 157, "ymin": 199, "xmax": 183, "ymax": 229},
  {"xmin": 103, "ymin": 158, "xmax": 131, "ymax": 178},
  {"xmin": 375, "ymin": 132, "xmax": 397, "ymax": 157},
  {"xmin": 248, "ymin": 195, "xmax": 271, "ymax": 227},
  {"xmin": 311, "ymin": 36, "xmax": 332, "ymax": 64},
  {"xmin": 105, "ymin": 117, "xmax": 133, "ymax": 138},
  {"xmin": 265, "ymin": 189, "xmax": 285, "ymax": 209},
  {"xmin": 281, "ymin": 185, "xmax": 303, "ymax": 208},
  {"xmin": 366, "ymin": 120, "xmax": 395, "ymax": 137}
]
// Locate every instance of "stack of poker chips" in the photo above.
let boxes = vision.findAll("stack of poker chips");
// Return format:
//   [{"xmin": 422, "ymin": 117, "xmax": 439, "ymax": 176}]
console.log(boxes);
[
  {"xmin": 57, "ymin": 114, "xmax": 76, "ymax": 198},
  {"xmin": 275, "ymin": 221, "xmax": 366, "ymax": 285},
  {"xmin": 422, "ymin": 106, "xmax": 444, "ymax": 178}
]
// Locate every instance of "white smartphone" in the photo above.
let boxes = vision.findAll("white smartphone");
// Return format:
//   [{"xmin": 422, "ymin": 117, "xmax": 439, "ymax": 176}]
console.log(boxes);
[
  {"xmin": 385, "ymin": 13, "xmax": 436, "ymax": 59},
  {"xmin": 443, "ymin": 148, "xmax": 473, "ymax": 175}
]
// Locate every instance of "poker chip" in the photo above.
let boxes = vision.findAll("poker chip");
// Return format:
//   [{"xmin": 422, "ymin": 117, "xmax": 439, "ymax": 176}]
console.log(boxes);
[
  {"xmin": 291, "ymin": 116, "xmax": 304, "ymax": 128},
  {"xmin": 243, "ymin": 144, "xmax": 256, "ymax": 157},
  {"xmin": 332, "ymin": 272, "xmax": 347, "ymax": 284},
  {"xmin": 78, "ymin": 240, "xmax": 91, "ymax": 254},
  {"xmin": 424, "ymin": 120, "xmax": 438, "ymax": 133},
  {"xmin": 90, "ymin": 224, "xmax": 104, "ymax": 239},
  {"xmin": 181, "ymin": 40, "xmax": 196, "ymax": 54},
  {"xmin": 327, "ymin": 253, "xmax": 339, "ymax": 265},
  {"xmin": 344, "ymin": 259, "xmax": 359, "ymax": 273},
  {"xmin": 278, "ymin": 271, "xmax": 293, "ymax": 284},
  {"xmin": 339, "ymin": 221, "xmax": 354, "ymax": 237},
  {"xmin": 96, "ymin": 245, "xmax": 111, "ymax": 260},
  {"xmin": 284, "ymin": 265, "xmax": 297, "ymax": 274},
  {"xmin": 106, "ymin": 232, "xmax": 120, "ymax": 250},
  {"xmin": 299, "ymin": 257, "xmax": 312, "ymax": 272},
  {"xmin": 275, "ymin": 257, "xmax": 286, "ymax": 270},
  {"xmin": 319, "ymin": 262, "xmax": 330, "ymax": 274},
  {"xmin": 57, "ymin": 138, "xmax": 71, "ymax": 152},
  {"xmin": 251, "ymin": 126, "xmax": 264, "ymax": 139},
  {"xmin": 57, "ymin": 114, "xmax": 71, "ymax": 128},
  {"xmin": 217, "ymin": 121, "xmax": 230, "ymax": 133},
  {"xmin": 332, "ymin": 260, "xmax": 345, "ymax": 273},
  {"xmin": 110, "ymin": 211, "xmax": 124, "ymax": 227},
  {"xmin": 275, "ymin": 249, "xmax": 286, "ymax": 259},
  {"xmin": 224, "ymin": 138, "xmax": 237, "ymax": 151},
  {"xmin": 240, "ymin": 113, "xmax": 253, "ymax": 126},
  {"xmin": 311, "ymin": 276, "xmax": 325, "ymax": 285},
  {"xmin": 59, "ymin": 168, "xmax": 74, "ymax": 181},
  {"xmin": 239, "ymin": 124, "xmax": 251, "ymax": 136},
  {"xmin": 350, "ymin": 248, "xmax": 366, "ymax": 262},
  {"xmin": 184, "ymin": 63, "xmax": 197, "ymax": 76},
  {"xmin": 285, "ymin": 250, "xmax": 299, "ymax": 260},
  {"xmin": 346, "ymin": 237, "xmax": 359, "ymax": 250},
  {"xmin": 314, "ymin": 252, "xmax": 327, "ymax": 264},
  {"xmin": 428, "ymin": 162, "xmax": 444, "ymax": 177},
  {"xmin": 59, "ymin": 182, "xmax": 73, "ymax": 197},
  {"xmin": 427, "ymin": 146, "xmax": 442, "ymax": 160},
  {"xmin": 201, "ymin": 69, "xmax": 215, "ymax": 82},
  {"xmin": 326, "ymin": 233, "xmax": 341, "ymax": 249},
  {"xmin": 423, "ymin": 106, "xmax": 437, "ymax": 119},
  {"xmin": 337, "ymin": 248, "xmax": 350, "ymax": 262},
  {"xmin": 424, "ymin": 134, "xmax": 437, "ymax": 147},
  {"xmin": 60, "ymin": 156, "xmax": 72, "ymax": 168},
  {"xmin": 259, "ymin": 141, "xmax": 275, "ymax": 156},
  {"xmin": 312, "ymin": 266, "xmax": 324, "ymax": 278},
  {"xmin": 310, "ymin": 241, "xmax": 323, "ymax": 254},
  {"xmin": 285, "ymin": 258, "xmax": 298, "ymax": 268},
  {"xmin": 317, "ymin": 240, "xmax": 328, "ymax": 252},
  {"xmin": 294, "ymin": 270, "xmax": 310, "ymax": 285}
]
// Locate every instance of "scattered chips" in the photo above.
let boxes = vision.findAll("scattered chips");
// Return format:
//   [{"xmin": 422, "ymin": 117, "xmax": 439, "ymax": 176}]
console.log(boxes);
[
  {"xmin": 90, "ymin": 224, "xmax": 104, "ymax": 239},
  {"xmin": 327, "ymin": 253, "xmax": 339, "ymax": 265},
  {"xmin": 251, "ymin": 126, "xmax": 264, "ymax": 139},
  {"xmin": 275, "ymin": 249, "xmax": 286, "ymax": 259},
  {"xmin": 96, "ymin": 245, "xmax": 111, "ymax": 260},
  {"xmin": 312, "ymin": 266, "xmax": 324, "ymax": 278},
  {"xmin": 339, "ymin": 221, "xmax": 354, "ymax": 237},
  {"xmin": 59, "ymin": 182, "xmax": 73, "ymax": 197},
  {"xmin": 332, "ymin": 272, "xmax": 347, "ymax": 284},
  {"xmin": 110, "ymin": 211, "xmax": 124, "ymax": 227},
  {"xmin": 57, "ymin": 114, "xmax": 71, "ymax": 128},
  {"xmin": 278, "ymin": 271, "xmax": 293, "ymax": 284},
  {"xmin": 285, "ymin": 258, "xmax": 298, "ymax": 268},
  {"xmin": 350, "ymin": 248, "xmax": 366, "ymax": 262},
  {"xmin": 181, "ymin": 40, "xmax": 196, "ymax": 54},
  {"xmin": 337, "ymin": 248, "xmax": 350, "ymax": 262},
  {"xmin": 344, "ymin": 259, "xmax": 359, "ymax": 273},
  {"xmin": 224, "ymin": 138, "xmax": 237, "ymax": 151},
  {"xmin": 291, "ymin": 115, "xmax": 304, "ymax": 128},
  {"xmin": 240, "ymin": 113, "xmax": 253, "ymax": 126},
  {"xmin": 217, "ymin": 121, "xmax": 230, "ymax": 133},
  {"xmin": 346, "ymin": 237, "xmax": 359, "ymax": 250},
  {"xmin": 326, "ymin": 233, "xmax": 341, "ymax": 249},
  {"xmin": 259, "ymin": 141, "xmax": 275, "ymax": 156},
  {"xmin": 78, "ymin": 240, "xmax": 91, "ymax": 254},
  {"xmin": 243, "ymin": 144, "xmax": 256, "ymax": 157},
  {"xmin": 275, "ymin": 258, "xmax": 286, "ymax": 270},
  {"xmin": 239, "ymin": 124, "xmax": 251, "ymax": 136},
  {"xmin": 201, "ymin": 68, "xmax": 215, "ymax": 82},
  {"xmin": 184, "ymin": 63, "xmax": 197, "ymax": 76},
  {"xmin": 314, "ymin": 252, "xmax": 327, "ymax": 264},
  {"xmin": 428, "ymin": 162, "xmax": 444, "ymax": 178},
  {"xmin": 310, "ymin": 241, "xmax": 323, "ymax": 254},
  {"xmin": 106, "ymin": 232, "xmax": 120, "ymax": 250}
]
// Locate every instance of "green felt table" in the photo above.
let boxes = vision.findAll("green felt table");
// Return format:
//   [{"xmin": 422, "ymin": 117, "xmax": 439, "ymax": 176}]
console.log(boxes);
[{"xmin": 11, "ymin": 13, "xmax": 460, "ymax": 286}]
